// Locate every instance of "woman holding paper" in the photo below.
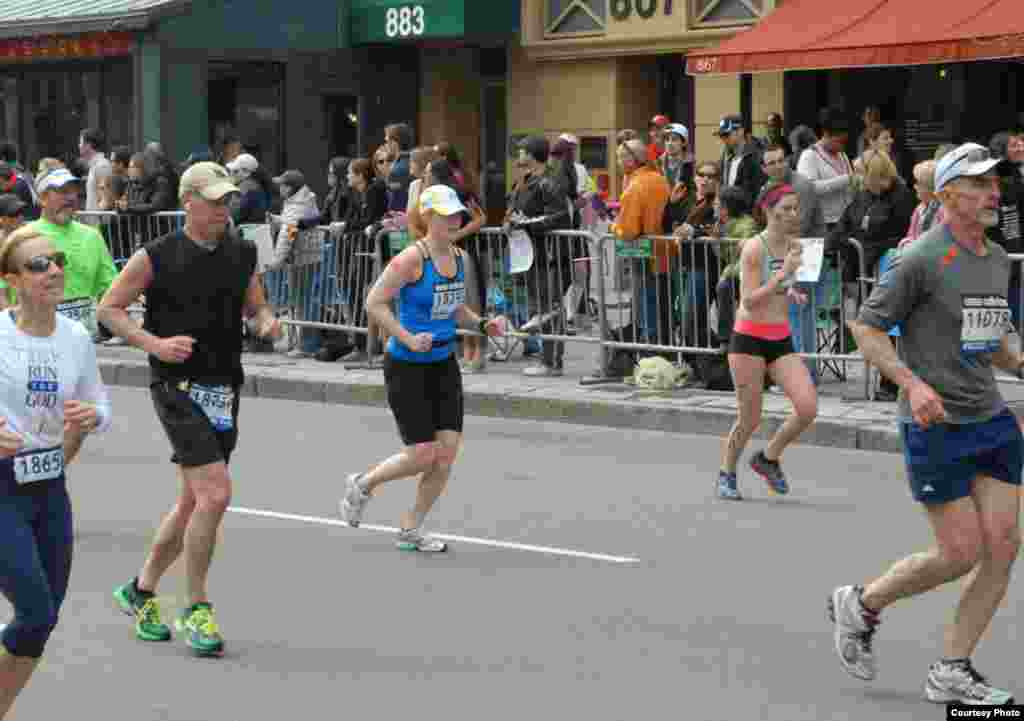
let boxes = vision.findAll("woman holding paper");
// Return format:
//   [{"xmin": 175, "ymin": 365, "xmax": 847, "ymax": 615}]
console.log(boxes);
[{"xmin": 717, "ymin": 181, "xmax": 818, "ymax": 501}]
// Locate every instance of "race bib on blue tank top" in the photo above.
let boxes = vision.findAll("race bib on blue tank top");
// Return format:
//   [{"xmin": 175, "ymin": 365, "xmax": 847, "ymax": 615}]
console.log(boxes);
[
  {"xmin": 431, "ymin": 281, "xmax": 465, "ymax": 320},
  {"xmin": 961, "ymin": 295, "xmax": 1011, "ymax": 354},
  {"xmin": 188, "ymin": 384, "xmax": 235, "ymax": 432}
]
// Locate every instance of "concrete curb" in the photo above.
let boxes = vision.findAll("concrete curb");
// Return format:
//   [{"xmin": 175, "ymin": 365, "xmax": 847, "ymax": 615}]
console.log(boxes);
[{"xmin": 98, "ymin": 358, "xmax": 903, "ymax": 454}]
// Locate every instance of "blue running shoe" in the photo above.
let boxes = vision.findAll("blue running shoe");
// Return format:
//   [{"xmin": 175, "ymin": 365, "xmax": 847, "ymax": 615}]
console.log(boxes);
[{"xmin": 717, "ymin": 471, "xmax": 743, "ymax": 500}]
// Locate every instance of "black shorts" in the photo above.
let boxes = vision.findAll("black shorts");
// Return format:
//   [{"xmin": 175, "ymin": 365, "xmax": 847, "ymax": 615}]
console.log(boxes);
[
  {"xmin": 150, "ymin": 381, "xmax": 240, "ymax": 467},
  {"xmin": 383, "ymin": 354, "xmax": 463, "ymax": 446},
  {"xmin": 728, "ymin": 332, "xmax": 795, "ymax": 366}
]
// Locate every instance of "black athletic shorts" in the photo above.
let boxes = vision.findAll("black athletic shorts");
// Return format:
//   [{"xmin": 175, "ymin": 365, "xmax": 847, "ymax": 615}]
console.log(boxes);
[
  {"xmin": 150, "ymin": 381, "xmax": 240, "ymax": 467},
  {"xmin": 383, "ymin": 354, "xmax": 463, "ymax": 446},
  {"xmin": 728, "ymin": 332, "xmax": 795, "ymax": 366}
]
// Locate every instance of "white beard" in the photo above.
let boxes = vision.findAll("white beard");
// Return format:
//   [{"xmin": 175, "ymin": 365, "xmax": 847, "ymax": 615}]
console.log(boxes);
[{"xmin": 979, "ymin": 209, "xmax": 1000, "ymax": 228}]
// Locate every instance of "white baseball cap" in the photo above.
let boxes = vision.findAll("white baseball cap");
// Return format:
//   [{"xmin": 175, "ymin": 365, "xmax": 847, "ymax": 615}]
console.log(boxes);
[
  {"xmin": 36, "ymin": 168, "xmax": 80, "ymax": 195},
  {"xmin": 935, "ymin": 143, "xmax": 1001, "ymax": 192},
  {"xmin": 665, "ymin": 123, "xmax": 689, "ymax": 141},
  {"xmin": 226, "ymin": 153, "xmax": 259, "ymax": 174},
  {"xmin": 419, "ymin": 185, "xmax": 468, "ymax": 216}
]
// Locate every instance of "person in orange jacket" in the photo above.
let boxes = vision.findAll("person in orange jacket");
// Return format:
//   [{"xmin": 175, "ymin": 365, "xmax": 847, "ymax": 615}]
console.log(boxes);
[{"xmin": 613, "ymin": 139, "xmax": 673, "ymax": 347}]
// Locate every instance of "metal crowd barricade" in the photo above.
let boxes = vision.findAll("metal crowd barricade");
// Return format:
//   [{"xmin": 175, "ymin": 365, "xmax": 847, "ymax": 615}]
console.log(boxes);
[
  {"xmin": 76, "ymin": 210, "xmax": 186, "ymax": 268},
  {"xmin": 593, "ymin": 232, "xmax": 870, "ymax": 394},
  {"xmin": 274, "ymin": 226, "xmax": 384, "ymax": 352}
]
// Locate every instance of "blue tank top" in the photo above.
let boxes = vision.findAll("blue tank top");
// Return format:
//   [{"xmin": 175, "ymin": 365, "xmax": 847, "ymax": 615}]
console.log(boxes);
[{"xmin": 387, "ymin": 243, "xmax": 465, "ymax": 363}]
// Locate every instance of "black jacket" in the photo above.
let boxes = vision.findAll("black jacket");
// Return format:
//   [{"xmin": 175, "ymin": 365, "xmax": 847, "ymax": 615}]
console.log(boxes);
[
  {"xmin": 342, "ymin": 179, "xmax": 388, "ymax": 234},
  {"xmin": 993, "ymin": 162, "xmax": 1024, "ymax": 255},
  {"xmin": 508, "ymin": 171, "xmax": 570, "ymax": 236},
  {"xmin": 123, "ymin": 172, "xmax": 178, "ymax": 215},
  {"xmin": 827, "ymin": 179, "xmax": 916, "ymax": 282}
]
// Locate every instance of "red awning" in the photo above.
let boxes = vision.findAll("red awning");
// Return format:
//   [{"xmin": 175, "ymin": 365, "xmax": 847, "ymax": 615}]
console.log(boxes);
[{"xmin": 686, "ymin": 0, "xmax": 1024, "ymax": 75}]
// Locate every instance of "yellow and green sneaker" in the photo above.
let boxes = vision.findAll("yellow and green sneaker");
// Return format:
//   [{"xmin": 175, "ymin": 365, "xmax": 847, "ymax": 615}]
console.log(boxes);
[
  {"xmin": 175, "ymin": 603, "xmax": 224, "ymax": 657},
  {"xmin": 113, "ymin": 581, "xmax": 172, "ymax": 642}
]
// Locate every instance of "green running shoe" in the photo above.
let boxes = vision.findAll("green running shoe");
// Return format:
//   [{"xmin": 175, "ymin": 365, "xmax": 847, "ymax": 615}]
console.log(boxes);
[
  {"xmin": 113, "ymin": 582, "xmax": 172, "ymax": 642},
  {"xmin": 175, "ymin": 603, "xmax": 224, "ymax": 657}
]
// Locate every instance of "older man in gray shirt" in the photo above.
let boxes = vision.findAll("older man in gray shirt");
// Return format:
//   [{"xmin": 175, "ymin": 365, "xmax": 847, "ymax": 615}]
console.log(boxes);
[
  {"xmin": 762, "ymin": 143, "xmax": 826, "ymax": 380},
  {"xmin": 829, "ymin": 143, "xmax": 1022, "ymax": 706}
]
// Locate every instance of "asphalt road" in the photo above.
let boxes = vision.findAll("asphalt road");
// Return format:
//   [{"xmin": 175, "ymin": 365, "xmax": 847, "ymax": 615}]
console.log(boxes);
[{"xmin": 8, "ymin": 388, "xmax": 1021, "ymax": 721}]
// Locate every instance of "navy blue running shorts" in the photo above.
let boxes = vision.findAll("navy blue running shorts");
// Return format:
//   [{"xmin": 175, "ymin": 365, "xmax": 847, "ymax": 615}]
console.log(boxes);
[{"xmin": 901, "ymin": 409, "xmax": 1023, "ymax": 505}]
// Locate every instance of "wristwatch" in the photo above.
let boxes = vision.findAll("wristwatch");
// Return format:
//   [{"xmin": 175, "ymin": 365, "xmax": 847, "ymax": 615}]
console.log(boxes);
[{"xmin": 478, "ymin": 318, "xmax": 489, "ymax": 335}]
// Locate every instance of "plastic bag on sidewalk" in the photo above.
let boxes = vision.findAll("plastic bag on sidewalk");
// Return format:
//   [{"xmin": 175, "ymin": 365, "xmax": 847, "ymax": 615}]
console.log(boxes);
[{"xmin": 633, "ymin": 356, "xmax": 688, "ymax": 390}]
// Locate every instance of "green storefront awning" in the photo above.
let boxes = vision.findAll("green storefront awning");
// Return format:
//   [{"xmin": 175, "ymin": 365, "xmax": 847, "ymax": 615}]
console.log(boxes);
[{"xmin": 347, "ymin": 0, "xmax": 519, "ymax": 46}]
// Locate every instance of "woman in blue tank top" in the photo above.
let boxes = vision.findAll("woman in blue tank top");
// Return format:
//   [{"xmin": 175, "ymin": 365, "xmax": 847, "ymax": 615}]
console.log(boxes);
[{"xmin": 337, "ymin": 185, "xmax": 502, "ymax": 552}]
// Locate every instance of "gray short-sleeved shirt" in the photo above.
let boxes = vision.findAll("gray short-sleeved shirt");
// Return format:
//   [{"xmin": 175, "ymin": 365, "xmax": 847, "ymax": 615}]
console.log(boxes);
[{"xmin": 857, "ymin": 223, "xmax": 1011, "ymax": 424}]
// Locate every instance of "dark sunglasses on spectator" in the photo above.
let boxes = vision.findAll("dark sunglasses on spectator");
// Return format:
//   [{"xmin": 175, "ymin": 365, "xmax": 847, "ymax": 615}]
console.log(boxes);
[{"xmin": 23, "ymin": 252, "xmax": 67, "ymax": 274}]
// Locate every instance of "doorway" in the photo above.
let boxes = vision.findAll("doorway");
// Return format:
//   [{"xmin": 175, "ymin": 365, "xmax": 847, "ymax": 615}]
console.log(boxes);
[
  {"xmin": 322, "ymin": 94, "xmax": 360, "ymax": 162},
  {"xmin": 208, "ymin": 62, "xmax": 284, "ymax": 173}
]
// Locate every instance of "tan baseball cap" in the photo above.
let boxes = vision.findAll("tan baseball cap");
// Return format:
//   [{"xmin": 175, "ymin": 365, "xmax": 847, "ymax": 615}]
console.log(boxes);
[{"xmin": 179, "ymin": 162, "xmax": 239, "ymax": 201}]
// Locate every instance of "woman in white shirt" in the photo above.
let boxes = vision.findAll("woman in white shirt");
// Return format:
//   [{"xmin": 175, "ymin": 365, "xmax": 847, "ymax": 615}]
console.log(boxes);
[{"xmin": 0, "ymin": 224, "xmax": 111, "ymax": 718}]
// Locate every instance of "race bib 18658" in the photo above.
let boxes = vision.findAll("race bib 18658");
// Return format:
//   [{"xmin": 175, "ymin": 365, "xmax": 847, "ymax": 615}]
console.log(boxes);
[
  {"xmin": 188, "ymin": 384, "xmax": 235, "ymax": 432},
  {"xmin": 15, "ymin": 446, "xmax": 64, "ymax": 485},
  {"xmin": 961, "ymin": 295, "xmax": 1011, "ymax": 354}
]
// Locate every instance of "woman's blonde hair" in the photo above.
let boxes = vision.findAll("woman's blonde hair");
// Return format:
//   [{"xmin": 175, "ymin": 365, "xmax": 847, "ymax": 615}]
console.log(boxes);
[
  {"xmin": 913, "ymin": 160, "xmax": 937, "ymax": 190},
  {"xmin": 0, "ymin": 225, "xmax": 46, "ymax": 275}
]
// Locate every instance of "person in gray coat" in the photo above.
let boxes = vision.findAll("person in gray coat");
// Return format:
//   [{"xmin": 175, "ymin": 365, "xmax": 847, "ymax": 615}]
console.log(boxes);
[{"xmin": 267, "ymin": 170, "xmax": 322, "ymax": 357}]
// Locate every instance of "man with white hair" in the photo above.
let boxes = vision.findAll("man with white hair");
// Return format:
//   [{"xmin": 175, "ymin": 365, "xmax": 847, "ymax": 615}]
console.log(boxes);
[{"xmin": 831, "ymin": 143, "xmax": 1021, "ymax": 705}]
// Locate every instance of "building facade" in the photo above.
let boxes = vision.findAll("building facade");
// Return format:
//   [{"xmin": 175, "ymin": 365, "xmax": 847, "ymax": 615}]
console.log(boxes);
[{"xmin": 512, "ymin": 0, "xmax": 780, "ymax": 195}]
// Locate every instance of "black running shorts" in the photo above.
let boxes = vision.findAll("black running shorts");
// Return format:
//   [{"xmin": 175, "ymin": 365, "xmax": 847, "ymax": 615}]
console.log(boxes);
[
  {"xmin": 383, "ymin": 354, "xmax": 464, "ymax": 446},
  {"xmin": 150, "ymin": 381, "xmax": 240, "ymax": 467},
  {"xmin": 728, "ymin": 331, "xmax": 795, "ymax": 366}
]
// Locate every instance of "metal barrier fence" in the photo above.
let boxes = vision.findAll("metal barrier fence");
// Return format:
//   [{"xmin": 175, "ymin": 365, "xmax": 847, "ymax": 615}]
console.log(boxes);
[
  {"xmin": 76, "ymin": 211, "xmax": 186, "ymax": 267},
  {"xmin": 121, "ymin": 214, "xmax": 1018, "ymax": 398}
]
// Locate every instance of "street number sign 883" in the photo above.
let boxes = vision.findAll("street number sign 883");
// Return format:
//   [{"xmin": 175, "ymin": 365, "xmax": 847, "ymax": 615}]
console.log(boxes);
[{"xmin": 385, "ymin": 5, "xmax": 425, "ymax": 38}]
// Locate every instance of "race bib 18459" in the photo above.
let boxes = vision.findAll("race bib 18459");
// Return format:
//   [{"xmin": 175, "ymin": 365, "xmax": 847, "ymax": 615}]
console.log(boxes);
[
  {"xmin": 961, "ymin": 295, "xmax": 1011, "ymax": 354},
  {"xmin": 188, "ymin": 384, "xmax": 235, "ymax": 432}
]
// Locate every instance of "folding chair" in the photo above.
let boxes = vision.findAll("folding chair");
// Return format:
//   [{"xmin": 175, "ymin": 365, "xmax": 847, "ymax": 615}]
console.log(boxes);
[{"xmin": 815, "ymin": 261, "xmax": 846, "ymax": 381}]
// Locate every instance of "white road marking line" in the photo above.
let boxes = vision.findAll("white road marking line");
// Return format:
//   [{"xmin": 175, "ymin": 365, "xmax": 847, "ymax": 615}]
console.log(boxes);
[{"xmin": 227, "ymin": 506, "xmax": 640, "ymax": 565}]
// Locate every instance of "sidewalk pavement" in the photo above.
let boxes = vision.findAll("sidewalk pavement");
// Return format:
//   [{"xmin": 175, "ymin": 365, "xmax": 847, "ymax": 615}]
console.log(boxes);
[{"xmin": 94, "ymin": 338, "xmax": 1024, "ymax": 456}]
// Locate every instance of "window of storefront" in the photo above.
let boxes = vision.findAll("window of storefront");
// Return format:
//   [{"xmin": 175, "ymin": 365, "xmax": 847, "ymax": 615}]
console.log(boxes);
[
  {"xmin": 209, "ymin": 62, "xmax": 285, "ymax": 174},
  {"xmin": 0, "ymin": 59, "xmax": 133, "ymax": 171},
  {"xmin": 690, "ymin": 0, "xmax": 765, "ymax": 27},
  {"xmin": 545, "ymin": 0, "xmax": 606, "ymax": 37}
]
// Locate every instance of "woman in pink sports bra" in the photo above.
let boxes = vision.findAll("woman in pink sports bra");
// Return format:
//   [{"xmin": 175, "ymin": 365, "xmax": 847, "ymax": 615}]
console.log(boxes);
[{"xmin": 717, "ymin": 182, "xmax": 818, "ymax": 500}]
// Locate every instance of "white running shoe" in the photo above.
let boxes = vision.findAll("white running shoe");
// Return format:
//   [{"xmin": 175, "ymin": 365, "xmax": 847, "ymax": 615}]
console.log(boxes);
[
  {"xmin": 339, "ymin": 473, "xmax": 370, "ymax": 527},
  {"xmin": 827, "ymin": 585, "xmax": 879, "ymax": 681},
  {"xmin": 924, "ymin": 660, "xmax": 1014, "ymax": 705},
  {"xmin": 395, "ymin": 528, "xmax": 448, "ymax": 553}
]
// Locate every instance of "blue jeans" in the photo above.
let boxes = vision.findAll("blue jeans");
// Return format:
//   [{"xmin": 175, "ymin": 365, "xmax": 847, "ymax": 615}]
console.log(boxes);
[
  {"xmin": 679, "ymin": 270, "xmax": 711, "ymax": 348},
  {"xmin": 788, "ymin": 279, "xmax": 826, "ymax": 384},
  {"xmin": 0, "ymin": 478, "xmax": 73, "ymax": 658}
]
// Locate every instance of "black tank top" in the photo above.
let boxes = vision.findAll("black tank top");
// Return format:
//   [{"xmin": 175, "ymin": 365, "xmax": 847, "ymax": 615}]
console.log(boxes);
[{"xmin": 143, "ymin": 229, "xmax": 257, "ymax": 386}]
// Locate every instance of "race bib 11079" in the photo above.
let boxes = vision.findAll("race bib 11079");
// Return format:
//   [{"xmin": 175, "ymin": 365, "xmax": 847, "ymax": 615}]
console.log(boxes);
[
  {"xmin": 188, "ymin": 384, "xmax": 235, "ymax": 432},
  {"xmin": 961, "ymin": 295, "xmax": 1011, "ymax": 354}
]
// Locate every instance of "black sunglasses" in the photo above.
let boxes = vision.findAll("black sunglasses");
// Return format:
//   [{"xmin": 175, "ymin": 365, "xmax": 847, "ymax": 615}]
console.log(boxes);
[{"xmin": 23, "ymin": 252, "xmax": 67, "ymax": 274}]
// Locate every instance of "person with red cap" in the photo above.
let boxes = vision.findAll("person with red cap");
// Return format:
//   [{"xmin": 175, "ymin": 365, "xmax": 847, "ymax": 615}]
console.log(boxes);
[{"xmin": 648, "ymin": 115, "xmax": 670, "ymax": 162}]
